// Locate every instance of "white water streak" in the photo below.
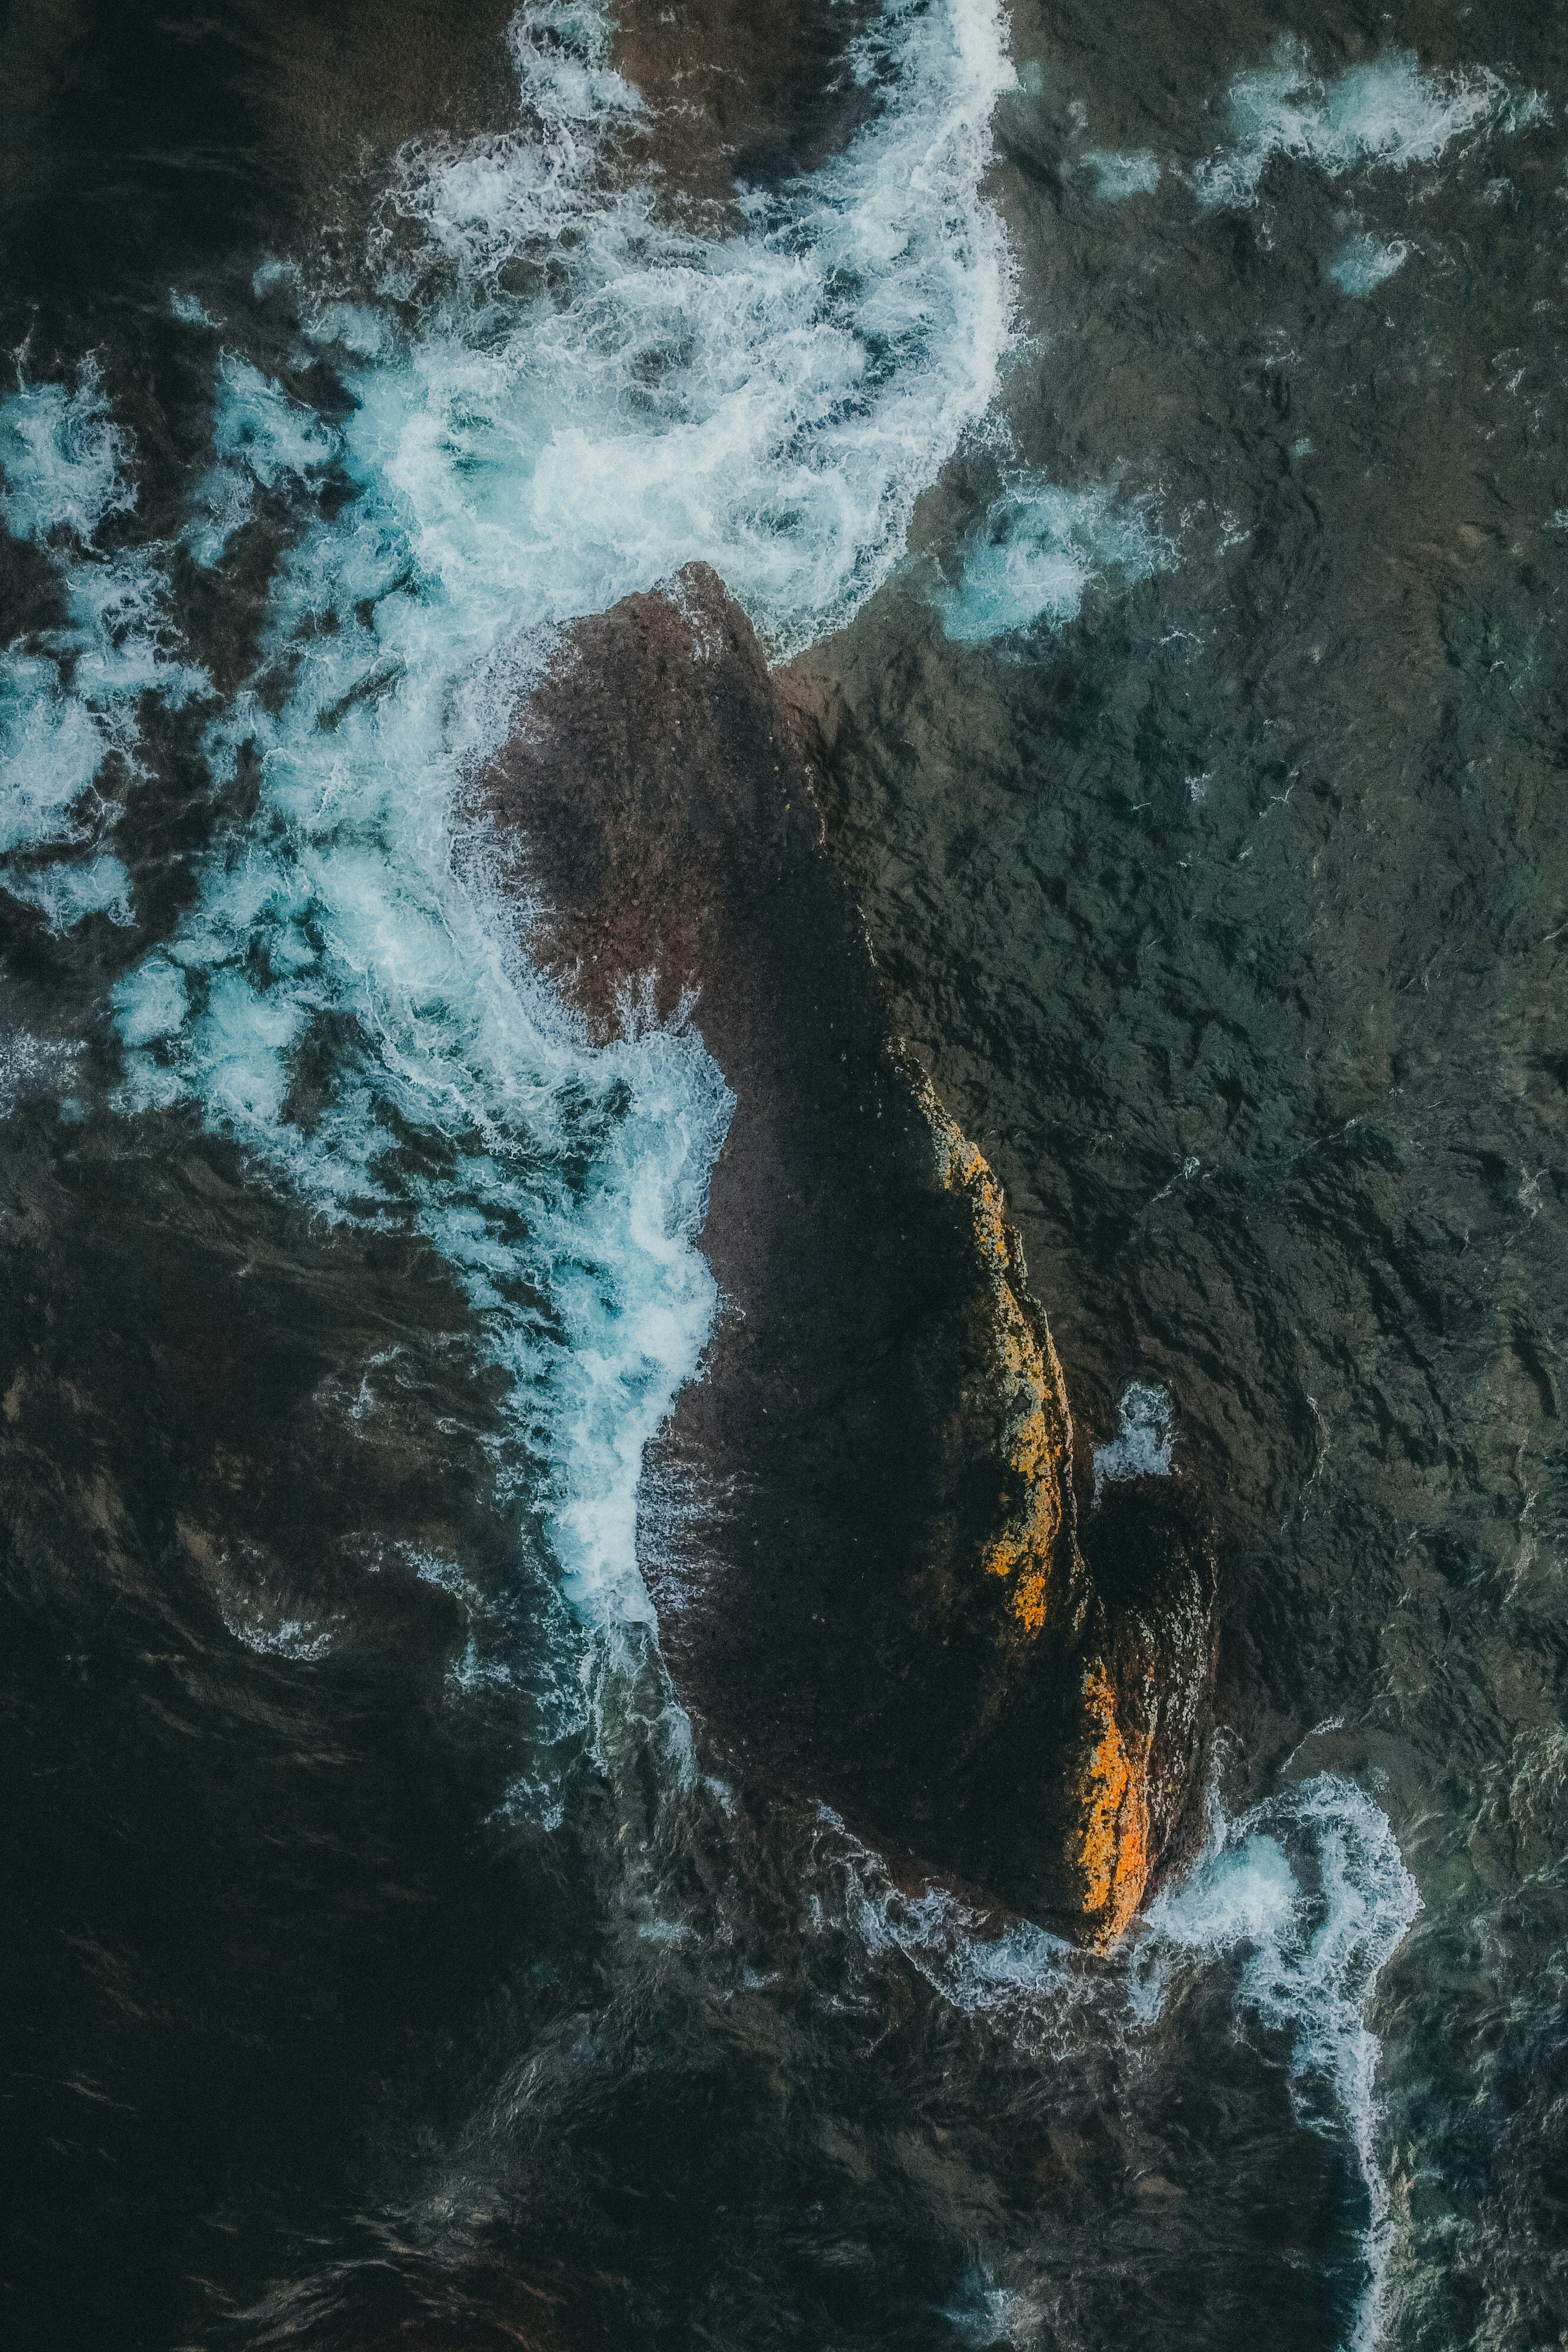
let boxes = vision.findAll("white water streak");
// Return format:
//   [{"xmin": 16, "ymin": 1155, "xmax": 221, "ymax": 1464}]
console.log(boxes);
[{"xmin": 1135, "ymin": 1773, "xmax": 1423, "ymax": 2350}]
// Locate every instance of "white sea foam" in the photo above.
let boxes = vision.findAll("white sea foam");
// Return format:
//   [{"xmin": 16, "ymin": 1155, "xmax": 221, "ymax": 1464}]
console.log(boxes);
[
  {"xmin": 1134, "ymin": 1774, "xmax": 1423, "ymax": 2351},
  {"xmin": 185, "ymin": 355, "xmax": 336, "ymax": 566},
  {"xmin": 933, "ymin": 475, "xmax": 1168, "ymax": 643},
  {"xmin": 1328, "ymin": 231, "xmax": 1410, "ymax": 298},
  {"xmin": 1081, "ymin": 148, "xmax": 1161, "ymax": 202},
  {"xmin": 946, "ymin": 2276, "xmax": 1044, "ymax": 2348},
  {"xmin": 1195, "ymin": 41, "xmax": 1544, "ymax": 211},
  {"xmin": 169, "ymin": 289, "xmax": 219, "ymax": 330},
  {"xmin": 101, "ymin": 0, "xmax": 1017, "ymax": 1643},
  {"xmin": 223, "ymin": 1608, "xmax": 338, "ymax": 1661},
  {"xmin": 814, "ymin": 1806, "xmax": 1085, "ymax": 2027},
  {"xmin": 0, "ymin": 369, "xmax": 205, "ymax": 924},
  {"xmin": 0, "ymin": 367, "xmax": 136, "ymax": 543},
  {"xmin": 824, "ymin": 1755, "xmax": 1418, "ymax": 2345},
  {"xmin": 1092, "ymin": 1378, "xmax": 1175, "ymax": 1495},
  {"xmin": 327, "ymin": 0, "xmax": 1018, "ymax": 659},
  {"xmin": 0, "ymin": 1026, "xmax": 81, "ymax": 1119}
]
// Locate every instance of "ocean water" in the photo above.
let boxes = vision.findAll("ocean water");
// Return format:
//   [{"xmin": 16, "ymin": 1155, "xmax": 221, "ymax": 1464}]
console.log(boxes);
[
  {"xmin": 2, "ymin": 3, "xmax": 1563, "ymax": 2348},
  {"xmin": 0, "ymin": 373, "xmax": 206, "ymax": 920},
  {"xmin": 930, "ymin": 474, "xmax": 1170, "ymax": 642}
]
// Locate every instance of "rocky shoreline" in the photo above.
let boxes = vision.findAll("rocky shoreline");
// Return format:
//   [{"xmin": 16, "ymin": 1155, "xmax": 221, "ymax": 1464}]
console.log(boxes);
[{"xmin": 479, "ymin": 564, "xmax": 1215, "ymax": 1941}]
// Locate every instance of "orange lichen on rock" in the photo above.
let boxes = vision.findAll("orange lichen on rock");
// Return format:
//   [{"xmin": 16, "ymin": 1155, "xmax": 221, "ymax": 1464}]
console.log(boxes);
[
  {"xmin": 902, "ymin": 1064, "xmax": 1183, "ymax": 1950},
  {"xmin": 1072, "ymin": 1661, "xmax": 1153, "ymax": 1943},
  {"xmin": 917, "ymin": 1076, "xmax": 1075, "ymax": 1639}
]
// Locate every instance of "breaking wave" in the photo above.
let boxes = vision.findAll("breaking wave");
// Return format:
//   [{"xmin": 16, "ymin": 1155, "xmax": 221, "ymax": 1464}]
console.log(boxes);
[{"xmin": 89, "ymin": 0, "xmax": 1018, "ymax": 1641}]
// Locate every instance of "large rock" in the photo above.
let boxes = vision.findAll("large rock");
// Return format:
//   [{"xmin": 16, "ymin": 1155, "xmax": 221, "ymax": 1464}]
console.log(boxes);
[
  {"xmin": 478, "ymin": 564, "xmax": 1213, "ymax": 1940},
  {"xmin": 611, "ymin": 0, "xmax": 877, "ymax": 211}
]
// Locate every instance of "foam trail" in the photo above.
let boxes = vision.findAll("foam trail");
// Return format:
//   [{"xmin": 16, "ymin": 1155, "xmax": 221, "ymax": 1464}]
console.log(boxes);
[
  {"xmin": 810, "ymin": 1770, "xmax": 1421, "ymax": 2350},
  {"xmin": 813, "ymin": 1807, "xmax": 1082, "ymax": 2024},
  {"xmin": 104, "ymin": 0, "xmax": 1017, "ymax": 1657},
  {"xmin": 1134, "ymin": 1774, "xmax": 1422, "ymax": 2350},
  {"xmin": 815, "ymin": 1757, "xmax": 1417, "ymax": 2343}
]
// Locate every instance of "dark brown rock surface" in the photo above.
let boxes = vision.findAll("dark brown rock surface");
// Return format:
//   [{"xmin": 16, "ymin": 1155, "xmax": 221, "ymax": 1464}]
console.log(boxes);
[
  {"xmin": 478, "ymin": 564, "xmax": 1214, "ymax": 1939},
  {"xmin": 613, "ymin": 0, "xmax": 877, "ymax": 212}
]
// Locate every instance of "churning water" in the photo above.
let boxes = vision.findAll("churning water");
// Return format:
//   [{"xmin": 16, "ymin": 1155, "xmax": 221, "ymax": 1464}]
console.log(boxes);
[
  {"xmin": 99, "ymin": 0, "xmax": 1018, "ymax": 1648},
  {"xmin": 5, "ymin": 2, "xmax": 1559, "ymax": 2346}
]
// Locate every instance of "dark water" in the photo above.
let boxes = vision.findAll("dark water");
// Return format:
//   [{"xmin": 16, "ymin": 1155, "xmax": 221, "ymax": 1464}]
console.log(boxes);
[{"xmin": 1, "ymin": 5, "xmax": 1564, "ymax": 2348}]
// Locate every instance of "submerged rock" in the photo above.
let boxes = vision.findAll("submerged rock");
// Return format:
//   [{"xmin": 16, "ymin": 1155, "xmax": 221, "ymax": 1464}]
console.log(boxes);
[{"xmin": 479, "ymin": 564, "xmax": 1213, "ymax": 1940}]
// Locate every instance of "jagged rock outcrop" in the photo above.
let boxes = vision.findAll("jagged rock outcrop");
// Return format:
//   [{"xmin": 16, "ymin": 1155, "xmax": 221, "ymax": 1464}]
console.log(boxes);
[
  {"xmin": 611, "ymin": 0, "xmax": 877, "ymax": 212},
  {"xmin": 478, "ymin": 563, "xmax": 1213, "ymax": 1940}
]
